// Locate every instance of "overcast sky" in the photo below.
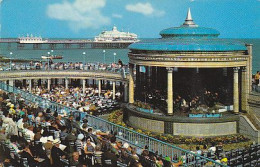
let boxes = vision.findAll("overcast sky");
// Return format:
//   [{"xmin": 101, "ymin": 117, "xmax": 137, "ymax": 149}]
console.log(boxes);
[{"xmin": 1, "ymin": 0, "xmax": 259, "ymax": 38}]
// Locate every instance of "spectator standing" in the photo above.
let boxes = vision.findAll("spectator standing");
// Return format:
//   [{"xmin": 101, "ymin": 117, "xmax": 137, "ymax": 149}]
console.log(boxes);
[{"xmin": 254, "ymin": 71, "xmax": 260, "ymax": 86}]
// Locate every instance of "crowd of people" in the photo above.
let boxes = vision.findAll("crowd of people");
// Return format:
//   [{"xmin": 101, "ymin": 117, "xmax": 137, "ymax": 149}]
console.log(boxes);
[
  {"xmin": 24, "ymin": 85, "xmax": 121, "ymax": 116},
  {"xmin": 0, "ymin": 90, "xmax": 187, "ymax": 167},
  {"xmin": 173, "ymin": 90, "xmax": 220, "ymax": 113},
  {"xmin": 252, "ymin": 71, "xmax": 260, "ymax": 92},
  {"xmin": 0, "ymin": 85, "xmax": 259, "ymax": 166},
  {"xmin": 2, "ymin": 60, "xmax": 128, "ymax": 75},
  {"xmin": 142, "ymin": 88, "xmax": 224, "ymax": 115}
]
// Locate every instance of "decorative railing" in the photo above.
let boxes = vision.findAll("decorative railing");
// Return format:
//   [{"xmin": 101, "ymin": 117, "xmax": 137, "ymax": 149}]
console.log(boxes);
[
  {"xmin": 1, "ymin": 63, "xmax": 129, "ymax": 74},
  {"xmin": 0, "ymin": 81, "xmax": 225, "ymax": 166},
  {"xmin": 0, "ymin": 69, "xmax": 128, "ymax": 81}
]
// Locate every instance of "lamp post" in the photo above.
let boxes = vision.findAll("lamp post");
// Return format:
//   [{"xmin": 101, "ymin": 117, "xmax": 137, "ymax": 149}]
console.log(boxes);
[
  {"xmin": 113, "ymin": 52, "xmax": 116, "ymax": 63},
  {"xmin": 9, "ymin": 52, "xmax": 13, "ymax": 70},
  {"xmin": 47, "ymin": 51, "xmax": 50, "ymax": 70},
  {"xmin": 103, "ymin": 50, "xmax": 106, "ymax": 64},
  {"xmin": 83, "ymin": 52, "xmax": 86, "ymax": 70}
]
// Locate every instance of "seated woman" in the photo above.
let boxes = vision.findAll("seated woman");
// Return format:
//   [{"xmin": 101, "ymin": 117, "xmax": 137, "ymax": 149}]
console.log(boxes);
[
  {"xmin": 9, "ymin": 135, "xmax": 21, "ymax": 154},
  {"xmin": 84, "ymin": 137, "xmax": 96, "ymax": 165}
]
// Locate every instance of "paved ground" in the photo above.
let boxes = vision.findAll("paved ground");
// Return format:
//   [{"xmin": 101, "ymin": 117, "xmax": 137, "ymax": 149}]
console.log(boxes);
[{"xmin": 99, "ymin": 113, "xmax": 110, "ymax": 120}]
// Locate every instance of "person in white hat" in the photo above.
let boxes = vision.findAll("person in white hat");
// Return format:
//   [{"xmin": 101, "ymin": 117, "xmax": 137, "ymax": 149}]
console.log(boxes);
[
  {"xmin": 43, "ymin": 136, "xmax": 54, "ymax": 158},
  {"xmin": 50, "ymin": 139, "xmax": 66, "ymax": 167},
  {"xmin": 77, "ymin": 134, "xmax": 84, "ymax": 141}
]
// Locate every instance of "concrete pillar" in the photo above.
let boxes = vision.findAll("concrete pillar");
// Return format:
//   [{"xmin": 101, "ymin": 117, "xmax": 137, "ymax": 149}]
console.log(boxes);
[
  {"xmin": 98, "ymin": 80, "xmax": 101, "ymax": 97},
  {"xmin": 65, "ymin": 78, "xmax": 69, "ymax": 89},
  {"xmin": 124, "ymin": 83, "xmax": 128, "ymax": 102},
  {"xmin": 167, "ymin": 68, "xmax": 174, "ymax": 115},
  {"xmin": 9, "ymin": 79, "xmax": 14, "ymax": 87},
  {"xmin": 113, "ymin": 81, "xmax": 116, "ymax": 100},
  {"xmin": 82, "ymin": 79, "xmax": 86, "ymax": 95},
  {"xmin": 246, "ymin": 44, "xmax": 253, "ymax": 92},
  {"xmin": 28, "ymin": 79, "xmax": 32, "ymax": 93},
  {"xmin": 129, "ymin": 64, "xmax": 134, "ymax": 103},
  {"xmin": 47, "ymin": 79, "xmax": 51, "ymax": 91},
  {"xmin": 233, "ymin": 67, "xmax": 239, "ymax": 113},
  {"xmin": 241, "ymin": 67, "xmax": 249, "ymax": 112}
]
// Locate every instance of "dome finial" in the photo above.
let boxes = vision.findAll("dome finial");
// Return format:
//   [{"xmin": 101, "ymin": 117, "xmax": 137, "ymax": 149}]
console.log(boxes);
[
  {"xmin": 186, "ymin": 8, "xmax": 192, "ymax": 21},
  {"xmin": 182, "ymin": 8, "xmax": 198, "ymax": 27}
]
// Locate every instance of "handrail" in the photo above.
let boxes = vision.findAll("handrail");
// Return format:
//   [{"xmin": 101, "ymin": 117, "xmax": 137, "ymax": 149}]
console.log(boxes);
[
  {"xmin": 0, "ymin": 81, "xmax": 226, "ymax": 166},
  {"xmin": 0, "ymin": 69, "xmax": 128, "ymax": 81},
  {"xmin": 0, "ymin": 69, "xmax": 122, "ymax": 74}
]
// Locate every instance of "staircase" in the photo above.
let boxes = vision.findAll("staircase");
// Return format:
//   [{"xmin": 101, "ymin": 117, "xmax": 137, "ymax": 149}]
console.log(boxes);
[
  {"xmin": 239, "ymin": 92, "xmax": 260, "ymax": 143},
  {"xmin": 248, "ymin": 92, "xmax": 260, "ymax": 128}
]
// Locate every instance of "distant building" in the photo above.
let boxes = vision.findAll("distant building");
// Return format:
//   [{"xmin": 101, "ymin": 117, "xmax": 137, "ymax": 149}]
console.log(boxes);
[
  {"xmin": 94, "ymin": 26, "xmax": 138, "ymax": 42},
  {"xmin": 19, "ymin": 34, "xmax": 48, "ymax": 43}
]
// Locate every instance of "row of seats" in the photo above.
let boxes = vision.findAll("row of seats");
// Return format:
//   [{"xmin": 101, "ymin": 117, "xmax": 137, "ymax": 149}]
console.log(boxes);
[{"xmin": 225, "ymin": 145, "xmax": 260, "ymax": 166}]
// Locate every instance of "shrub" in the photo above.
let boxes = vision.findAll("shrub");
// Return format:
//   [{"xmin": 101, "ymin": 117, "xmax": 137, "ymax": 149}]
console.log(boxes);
[{"xmin": 108, "ymin": 110, "xmax": 251, "ymax": 148}]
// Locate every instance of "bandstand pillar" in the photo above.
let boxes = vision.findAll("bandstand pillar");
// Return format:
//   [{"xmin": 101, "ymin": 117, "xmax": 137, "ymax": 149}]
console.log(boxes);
[
  {"xmin": 47, "ymin": 79, "xmax": 51, "ymax": 91},
  {"xmin": 65, "ymin": 78, "xmax": 69, "ymax": 89},
  {"xmin": 124, "ymin": 83, "xmax": 128, "ymax": 102},
  {"xmin": 129, "ymin": 64, "xmax": 134, "ymax": 103},
  {"xmin": 98, "ymin": 80, "xmax": 101, "ymax": 97},
  {"xmin": 28, "ymin": 79, "xmax": 32, "ymax": 93},
  {"xmin": 241, "ymin": 67, "xmax": 249, "ymax": 112},
  {"xmin": 167, "ymin": 68, "xmax": 174, "ymax": 115},
  {"xmin": 233, "ymin": 67, "xmax": 239, "ymax": 113},
  {"xmin": 113, "ymin": 81, "xmax": 116, "ymax": 100},
  {"xmin": 82, "ymin": 79, "xmax": 86, "ymax": 95},
  {"xmin": 246, "ymin": 44, "xmax": 253, "ymax": 92}
]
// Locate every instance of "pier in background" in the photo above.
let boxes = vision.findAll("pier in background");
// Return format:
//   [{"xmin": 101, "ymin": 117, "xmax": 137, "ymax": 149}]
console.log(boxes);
[{"xmin": 0, "ymin": 38, "xmax": 134, "ymax": 49}]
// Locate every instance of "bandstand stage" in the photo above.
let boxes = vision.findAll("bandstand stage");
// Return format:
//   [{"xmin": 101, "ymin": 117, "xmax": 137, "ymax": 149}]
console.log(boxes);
[{"xmin": 124, "ymin": 9, "xmax": 253, "ymax": 137}]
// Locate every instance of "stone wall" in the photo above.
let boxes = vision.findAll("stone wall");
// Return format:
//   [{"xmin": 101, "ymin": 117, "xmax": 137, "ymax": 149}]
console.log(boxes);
[
  {"xmin": 248, "ymin": 93, "xmax": 260, "ymax": 128},
  {"xmin": 239, "ymin": 115, "xmax": 260, "ymax": 143},
  {"xmin": 128, "ymin": 115, "xmax": 164, "ymax": 133},
  {"xmin": 124, "ymin": 104, "xmax": 239, "ymax": 137},
  {"xmin": 173, "ymin": 122, "xmax": 237, "ymax": 137}
]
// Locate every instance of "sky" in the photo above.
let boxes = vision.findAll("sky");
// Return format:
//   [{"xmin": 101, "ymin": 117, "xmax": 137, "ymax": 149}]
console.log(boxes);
[{"xmin": 0, "ymin": 0, "xmax": 259, "ymax": 38}]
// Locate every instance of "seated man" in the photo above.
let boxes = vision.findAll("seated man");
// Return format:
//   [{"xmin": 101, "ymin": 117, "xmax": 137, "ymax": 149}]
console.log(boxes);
[
  {"xmin": 50, "ymin": 139, "xmax": 66, "ymax": 167},
  {"xmin": 20, "ymin": 142, "xmax": 47, "ymax": 167},
  {"xmin": 101, "ymin": 144, "xmax": 118, "ymax": 167},
  {"xmin": 70, "ymin": 151, "xmax": 86, "ymax": 167}
]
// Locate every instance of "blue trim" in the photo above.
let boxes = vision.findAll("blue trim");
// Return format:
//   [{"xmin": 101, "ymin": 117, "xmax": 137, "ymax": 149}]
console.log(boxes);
[
  {"xmin": 160, "ymin": 26, "xmax": 220, "ymax": 37},
  {"xmin": 129, "ymin": 38, "xmax": 247, "ymax": 51}
]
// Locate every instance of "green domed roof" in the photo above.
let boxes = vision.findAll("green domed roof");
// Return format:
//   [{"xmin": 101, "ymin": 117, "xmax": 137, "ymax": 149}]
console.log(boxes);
[
  {"xmin": 160, "ymin": 27, "xmax": 220, "ymax": 38},
  {"xmin": 129, "ymin": 8, "xmax": 247, "ymax": 52}
]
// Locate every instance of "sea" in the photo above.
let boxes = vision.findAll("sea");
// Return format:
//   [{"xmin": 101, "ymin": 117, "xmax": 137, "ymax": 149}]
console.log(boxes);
[{"xmin": 0, "ymin": 38, "xmax": 259, "ymax": 73}]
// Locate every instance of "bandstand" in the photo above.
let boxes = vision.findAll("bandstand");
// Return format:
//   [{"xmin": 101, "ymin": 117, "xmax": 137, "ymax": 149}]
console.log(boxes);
[{"xmin": 124, "ymin": 9, "xmax": 253, "ymax": 137}]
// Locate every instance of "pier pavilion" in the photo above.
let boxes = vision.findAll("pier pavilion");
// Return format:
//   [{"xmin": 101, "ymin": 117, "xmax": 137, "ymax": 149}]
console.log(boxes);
[
  {"xmin": 0, "ymin": 70, "xmax": 129, "ymax": 102},
  {"xmin": 125, "ymin": 9, "xmax": 253, "ymax": 137}
]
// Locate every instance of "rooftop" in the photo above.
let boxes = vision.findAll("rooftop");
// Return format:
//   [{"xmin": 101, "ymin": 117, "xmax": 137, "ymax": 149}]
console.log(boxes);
[{"xmin": 129, "ymin": 8, "xmax": 247, "ymax": 52}]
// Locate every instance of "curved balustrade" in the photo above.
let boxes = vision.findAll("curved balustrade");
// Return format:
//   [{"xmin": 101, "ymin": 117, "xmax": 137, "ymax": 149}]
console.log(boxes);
[
  {"xmin": 0, "ymin": 70, "xmax": 128, "ymax": 82},
  {"xmin": 0, "ymin": 81, "xmax": 225, "ymax": 166},
  {"xmin": 1, "ymin": 62, "xmax": 129, "ymax": 73}
]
